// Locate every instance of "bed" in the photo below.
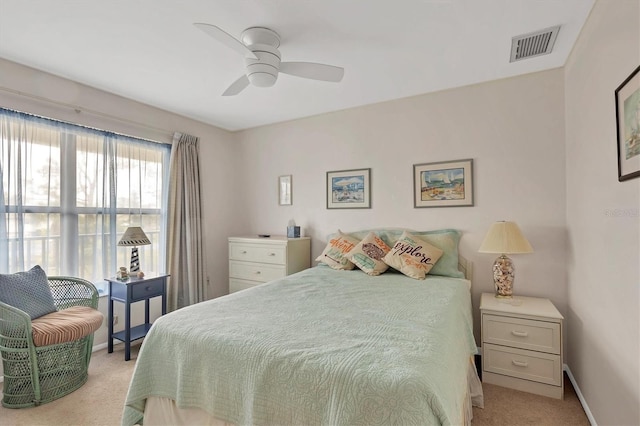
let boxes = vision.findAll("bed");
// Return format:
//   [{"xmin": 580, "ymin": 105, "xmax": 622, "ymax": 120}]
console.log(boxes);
[{"xmin": 123, "ymin": 230, "xmax": 483, "ymax": 426}]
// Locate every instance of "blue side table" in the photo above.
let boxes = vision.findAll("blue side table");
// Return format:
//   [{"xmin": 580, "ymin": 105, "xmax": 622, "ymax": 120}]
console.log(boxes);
[{"xmin": 106, "ymin": 274, "xmax": 168, "ymax": 361}]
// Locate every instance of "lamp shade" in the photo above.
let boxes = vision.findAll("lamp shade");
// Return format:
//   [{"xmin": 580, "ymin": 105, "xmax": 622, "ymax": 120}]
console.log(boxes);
[
  {"xmin": 478, "ymin": 221, "xmax": 533, "ymax": 254},
  {"xmin": 118, "ymin": 227, "xmax": 151, "ymax": 246}
]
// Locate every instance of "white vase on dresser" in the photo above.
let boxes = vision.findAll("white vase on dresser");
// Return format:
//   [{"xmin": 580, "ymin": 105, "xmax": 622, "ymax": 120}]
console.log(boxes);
[{"xmin": 228, "ymin": 235, "xmax": 311, "ymax": 293}]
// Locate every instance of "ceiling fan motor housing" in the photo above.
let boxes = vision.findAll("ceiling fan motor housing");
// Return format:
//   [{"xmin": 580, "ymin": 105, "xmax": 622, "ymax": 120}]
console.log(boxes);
[
  {"xmin": 245, "ymin": 44, "xmax": 281, "ymax": 87},
  {"xmin": 242, "ymin": 27, "xmax": 282, "ymax": 88}
]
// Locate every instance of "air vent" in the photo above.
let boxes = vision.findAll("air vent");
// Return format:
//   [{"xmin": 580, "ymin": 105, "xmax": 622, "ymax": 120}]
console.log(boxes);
[{"xmin": 510, "ymin": 25, "xmax": 560, "ymax": 62}]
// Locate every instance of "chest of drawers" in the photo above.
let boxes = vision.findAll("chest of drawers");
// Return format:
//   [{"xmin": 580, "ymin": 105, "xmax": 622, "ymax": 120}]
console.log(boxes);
[
  {"xmin": 228, "ymin": 235, "xmax": 311, "ymax": 293},
  {"xmin": 480, "ymin": 292, "xmax": 564, "ymax": 399}
]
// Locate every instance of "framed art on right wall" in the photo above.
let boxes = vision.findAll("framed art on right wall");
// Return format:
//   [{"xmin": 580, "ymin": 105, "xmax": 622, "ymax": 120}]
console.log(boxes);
[{"xmin": 615, "ymin": 65, "xmax": 640, "ymax": 182}]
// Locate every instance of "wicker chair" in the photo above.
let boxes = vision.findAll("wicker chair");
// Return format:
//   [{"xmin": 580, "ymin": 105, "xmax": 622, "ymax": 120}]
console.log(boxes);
[{"xmin": 0, "ymin": 276, "xmax": 101, "ymax": 408}]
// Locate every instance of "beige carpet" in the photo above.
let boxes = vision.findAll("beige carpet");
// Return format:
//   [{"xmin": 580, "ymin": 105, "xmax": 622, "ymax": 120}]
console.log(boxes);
[{"xmin": 1, "ymin": 344, "xmax": 590, "ymax": 425}]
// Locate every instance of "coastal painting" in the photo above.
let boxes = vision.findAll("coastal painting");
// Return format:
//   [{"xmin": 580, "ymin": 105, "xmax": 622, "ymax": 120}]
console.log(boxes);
[
  {"xmin": 616, "ymin": 65, "xmax": 640, "ymax": 181},
  {"xmin": 326, "ymin": 168, "xmax": 371, "ymax": 209},
  {"xmin": 414, "ymin": 159, "xmax": 474, "ymax": 207}
]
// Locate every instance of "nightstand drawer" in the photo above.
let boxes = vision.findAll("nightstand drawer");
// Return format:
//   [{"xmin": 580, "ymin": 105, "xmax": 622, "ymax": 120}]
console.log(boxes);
[
  {"xmin": 229, "ymin": 242, "xmax": 286, "ymax": 265},
  {"xmin": 229, "ymin": 260, "xmax": 286, "ymax": 283},
  {"xmin": 131, "ymin": 278, "xmax": 164, "ymax": 301},
  {"xmin": 483, "ymin": 343, "xmax": 562, "ymax": 386},
  {"xmin": 483, "ymin": 314, "xmax": 561, "ymax": 354}
]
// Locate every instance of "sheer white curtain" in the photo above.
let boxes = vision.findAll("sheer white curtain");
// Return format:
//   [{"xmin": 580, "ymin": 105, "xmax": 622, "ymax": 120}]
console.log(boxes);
[
  {"xmin": 167, "ymin": 132, "xmax": 205, "ymax": 310},
  {"xmin": 0, "ymin": 108, "xmax": 169, "ymax": 288}
]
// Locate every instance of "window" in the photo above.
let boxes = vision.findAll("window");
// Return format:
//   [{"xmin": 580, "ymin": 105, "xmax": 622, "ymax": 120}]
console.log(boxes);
[{"xmin": 0, "ymin": 108, "xmax": 170, "ymax": 294}]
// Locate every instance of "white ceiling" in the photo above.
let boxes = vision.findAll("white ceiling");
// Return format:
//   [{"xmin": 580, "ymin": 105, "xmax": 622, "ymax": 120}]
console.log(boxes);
[{"xmin": 0, "ymin": 1, "xmax": 595, "ymax": 132}]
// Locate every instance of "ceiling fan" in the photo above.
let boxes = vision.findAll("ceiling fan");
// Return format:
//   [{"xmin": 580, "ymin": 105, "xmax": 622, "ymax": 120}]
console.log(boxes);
[{"xmin": 194, "ymin": 23, "xmax": 345, "ymax": 96}]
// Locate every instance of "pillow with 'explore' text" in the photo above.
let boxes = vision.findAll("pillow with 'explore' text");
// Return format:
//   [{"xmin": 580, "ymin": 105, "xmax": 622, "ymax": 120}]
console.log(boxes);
[{"xmin": 382, "ymin": 231, "xmax": 443, "ymax": 279}]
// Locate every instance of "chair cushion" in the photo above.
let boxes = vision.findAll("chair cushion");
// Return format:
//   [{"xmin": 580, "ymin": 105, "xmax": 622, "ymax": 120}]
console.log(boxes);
[
  {"xmin": 31, "ymin": 306, "xmax": 104, "ymax": 347},
  {"xmin": 0, "ymin": 265, "xmax": 57, "ymax": 319}
]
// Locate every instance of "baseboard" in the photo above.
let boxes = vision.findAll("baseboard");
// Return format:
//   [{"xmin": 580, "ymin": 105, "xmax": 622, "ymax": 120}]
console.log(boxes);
[
  {"xmin": 92, "ymin": 341, "xmax": 109, "ymax": 352},
  {"xmin": 564, "ymin": 364, "xmax": 597, "ymax": 426}
]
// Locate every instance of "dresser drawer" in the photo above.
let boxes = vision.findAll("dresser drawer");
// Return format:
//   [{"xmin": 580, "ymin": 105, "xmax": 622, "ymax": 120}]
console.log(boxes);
[
  {"xmin": 229, "ymin": 260, "xmax": 286, "ymax": 283},
  {"xmin": 483, "ymin": 343, "xmax": 562, "ymax": 386},
  {"xmin": 229, "ymin": 242, "xmax": 286, "ymax": 265},
  {"xmin": 130, "ymin": 278, "xmax": 164, "ymax": 301},
  {"xmin": 483, "ymin": 314, "xmax": 561, "ymax": 354},
  {"xmin": 229, "ymin": 278, "xmax": 261, "ymax": 293}
]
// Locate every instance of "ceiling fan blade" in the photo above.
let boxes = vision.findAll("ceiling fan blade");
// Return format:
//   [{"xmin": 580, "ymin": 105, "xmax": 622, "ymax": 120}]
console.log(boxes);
[
  {"xmin": 194, "ymin": 23, "xmax": 258, "ymax": 60},
  {"xmin": 280, "ymin": 62, "xmax": 344, "ymax": 82},
  {"xmin": 222, "ymin": 75, "xmax": 250, "ymax": 96}
]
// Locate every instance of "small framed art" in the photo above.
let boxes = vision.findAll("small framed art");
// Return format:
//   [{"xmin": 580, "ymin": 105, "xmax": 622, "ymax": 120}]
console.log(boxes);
[
  {"xmin": 413, "ymin": 159, "xmax": 474, "ymax": 208},
  {"xmin": 615, "ymin": 65, "xmax": 640, "ymax": 182},
  {"xmin": 326, "ymin": 168, "xmax": 371, "ymax": 209},
  {"xmin": 278, "ymin": 175, "xmax": 292, "ymax": 205}
]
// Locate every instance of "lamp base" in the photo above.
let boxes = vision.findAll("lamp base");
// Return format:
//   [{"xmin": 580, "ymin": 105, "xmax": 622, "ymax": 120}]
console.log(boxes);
[
  {"xmin": 130, "ymin": 247, "xmax": 140, "ymax": 272},
  {"xmin": 493, "ymin": 254, "xmax": 515, "ymax": 298}
]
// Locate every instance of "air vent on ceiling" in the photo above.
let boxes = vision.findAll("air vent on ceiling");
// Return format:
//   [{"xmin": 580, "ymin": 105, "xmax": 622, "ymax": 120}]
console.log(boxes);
[{"xmin": 510, "ymin": 25, "xmax": 560, "ymax": 62}]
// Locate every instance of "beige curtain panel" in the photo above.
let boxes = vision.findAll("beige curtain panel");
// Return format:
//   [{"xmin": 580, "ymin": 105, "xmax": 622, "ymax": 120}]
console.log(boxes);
[{"xmin": 167, "ymin": 132, "xmax": 206, "ymax": 310}]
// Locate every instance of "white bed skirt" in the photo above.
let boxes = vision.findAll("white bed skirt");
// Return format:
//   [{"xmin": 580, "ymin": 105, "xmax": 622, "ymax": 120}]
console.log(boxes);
[{"xmin": 143, "ymin": 357, "xmax": 484, "ymax": 426}]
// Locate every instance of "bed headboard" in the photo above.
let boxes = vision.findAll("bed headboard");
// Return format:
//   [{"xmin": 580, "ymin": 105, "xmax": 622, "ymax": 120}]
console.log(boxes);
[{"xmin": 458, "ymin": 255, "xmax": 473, "ymax": 283}]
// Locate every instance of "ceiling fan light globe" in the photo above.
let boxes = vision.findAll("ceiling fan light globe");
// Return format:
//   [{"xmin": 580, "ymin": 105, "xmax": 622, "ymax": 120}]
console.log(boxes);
[{"xmin": 249, "ymin": 72, "xmax": 277, "ymax": 87}]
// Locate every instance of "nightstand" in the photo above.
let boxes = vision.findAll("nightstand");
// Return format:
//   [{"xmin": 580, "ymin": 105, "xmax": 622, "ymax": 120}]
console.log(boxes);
[
  {"xmin": 480, "ymin": 292, "xmax": 564, "ymax": 399},
  {"xmin": 106, "ymin": 274, "xmax": 168, "ymax": 361}
]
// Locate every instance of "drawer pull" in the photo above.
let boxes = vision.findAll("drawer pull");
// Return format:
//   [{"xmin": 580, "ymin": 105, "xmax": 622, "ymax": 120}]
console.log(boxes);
[
  {"xmin": 511, "ymin": 330, "xmax": 529, "ymax": 337},
  {"xmin": 268, "ymin": 252, "xmax": 276, "ymax": 256},
  {"xmin": 240, "ymin": 250, "xmax": 247, "ymax": 254},
  {"xmin": 512, "ymin": 359, "xmax": 529, "ymax": 368},
  {"xmin": 145, "ymin": 286, "xmax": 151, "ymax": 291},
  {"xmin": 255, "ymin": 271, "xmax": 261, "ymax": 274}
]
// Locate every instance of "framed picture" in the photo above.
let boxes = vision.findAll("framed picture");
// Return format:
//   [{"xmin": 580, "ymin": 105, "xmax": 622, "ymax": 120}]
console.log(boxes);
[
  {"xmin": 615, "ymin": 65, "xmax": 640, "ymax": 182},
  {"xmin": 413, "ymin": 159, "xmax": 474, "ymax": 208},
  {"xmin": 326, "ymin": 168, "xmax": 371, "ymax": 209},
  {"xmin": 278, "ymin": 175, "xmax": 292, "ymax": 205}
]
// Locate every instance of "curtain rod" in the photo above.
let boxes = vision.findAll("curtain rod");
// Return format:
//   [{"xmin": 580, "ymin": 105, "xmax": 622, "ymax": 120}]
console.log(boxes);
[{"xmin": 0, "ymin": 85, "xmax": 174, "ymax": 139}]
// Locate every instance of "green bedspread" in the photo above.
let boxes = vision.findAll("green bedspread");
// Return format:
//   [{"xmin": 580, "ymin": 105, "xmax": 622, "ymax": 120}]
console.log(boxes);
[{"xmin": 122, "ymin": 266, "xmax": 477, "ymax": 426}]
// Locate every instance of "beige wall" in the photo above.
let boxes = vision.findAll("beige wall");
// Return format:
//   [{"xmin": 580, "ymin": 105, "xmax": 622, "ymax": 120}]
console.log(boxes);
[
  {"xmin": 565, "ymin": 1, "xmax": 640, "ymax": 424},
  {"xmin": 235, "ymin": 68, "xmax": 568, "ymax": 342}
]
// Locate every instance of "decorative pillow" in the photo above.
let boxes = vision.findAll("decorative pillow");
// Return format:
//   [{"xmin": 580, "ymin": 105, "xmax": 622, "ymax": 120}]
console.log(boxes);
[
  {"xmin": 347, "ymin": 232, "xmax": 392, "ymax": 276},
  {"xmin": 332, "ymin": 228, "xmax": 464, "ymax": 278},
  {"xmin": 315, "ymin": 230, "xmax": 360, "ymax": 270},
  {"xmin": 382, "ymin": 231, "xmax": 444, "ymax": 280},
  {"xmin": 0, "ymin": 265, "xmax": 57, "ymax": 319}
]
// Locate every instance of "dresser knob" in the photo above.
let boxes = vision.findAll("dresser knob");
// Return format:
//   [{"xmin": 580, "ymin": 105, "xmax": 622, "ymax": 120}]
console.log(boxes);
[
  {"xmin": 241, "ymin": 250, "xmax": 247, "ymax": 254},
  {"xmin": 511, "ymin": 330, "xmax": 528, "ymax": 337},
  {"xmin": 268, "ymin": 253, "xmax": 276, "ymax": 256},
  {"xmin": 255, "ymin": 271, "xmax": 261, "ymax": 274}
]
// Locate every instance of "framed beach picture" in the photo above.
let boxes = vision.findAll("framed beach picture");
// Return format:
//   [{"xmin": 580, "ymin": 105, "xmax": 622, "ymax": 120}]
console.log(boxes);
[
  {"xmin": 413, "ymin": 159, "xmax": 474, "ymax": 208},
  {"xmin": 278, "ymin": 175, "xmax": 292, "ymax": 205},
  {"xmin": 326, "ymin": 168, "xmax": 371, "ymax": 209},
  {"xmin": 615, "ymin": 65, "xmax": 640, "ymax": 182}
]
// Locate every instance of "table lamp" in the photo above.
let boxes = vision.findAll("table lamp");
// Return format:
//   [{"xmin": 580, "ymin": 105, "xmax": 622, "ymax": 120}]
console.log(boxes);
[
  {"xmin": 478, "ymin": 221, "xmax": 533, "ymax": 298},
  {"xmin": 118, "ymin": 227, "xmax": 151, "ymax": 273}
]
